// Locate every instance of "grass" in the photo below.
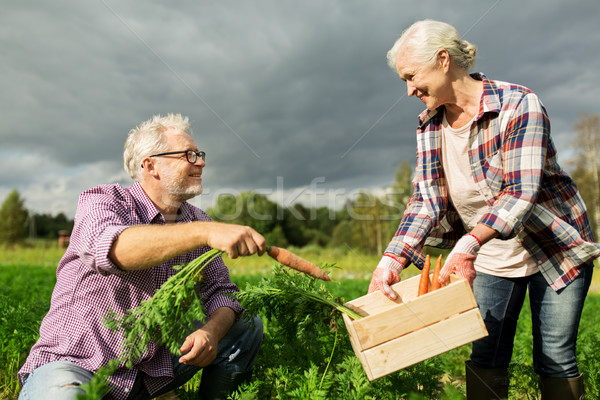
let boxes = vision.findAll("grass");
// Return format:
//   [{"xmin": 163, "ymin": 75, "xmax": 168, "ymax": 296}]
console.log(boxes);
[
  {"xmin": 0, "ymin": 241, "xmax": 67, "ymax": 268},
  {"xmin": 0, "ymin": 243, "xmax": 598, "ymax": 399},
  {"xmin": 0, "ymin": 264, "xmax": 57, "ymax": 399}
]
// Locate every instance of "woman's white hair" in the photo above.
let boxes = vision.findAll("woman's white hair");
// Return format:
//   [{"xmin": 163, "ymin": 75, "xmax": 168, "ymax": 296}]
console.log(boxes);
[
  {"xmin": 387, "ymin": 19, "xmax": 477, "ymax": 71},
  {"xmin": 123, "ymin": 113, "xmax": 191, "ymax": 181}
]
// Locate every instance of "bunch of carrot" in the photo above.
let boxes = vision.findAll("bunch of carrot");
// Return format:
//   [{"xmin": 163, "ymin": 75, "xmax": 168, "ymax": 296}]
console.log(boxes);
[{"xmin": 417, "ymin": 254, "xmax": 443, "ymax": 296}]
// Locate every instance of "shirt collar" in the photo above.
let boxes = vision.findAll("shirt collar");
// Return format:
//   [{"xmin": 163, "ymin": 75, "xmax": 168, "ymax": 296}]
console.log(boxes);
[
  {"xmin": 128, "ymin": 182, "xmax": 162, "ymax": 223},
  {"xmin": 475, "ymin": 72, "xmax": 501, "ymax": 117},
  {"xmin": 417, "ymin": 72, "xmax": 500, "ymax": 129},
  {"xmin": 128, "ymin": 182, "xmax": 196, "ymax": 224}
]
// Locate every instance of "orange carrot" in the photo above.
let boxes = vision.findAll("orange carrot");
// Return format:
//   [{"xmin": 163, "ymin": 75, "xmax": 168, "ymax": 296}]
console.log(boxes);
[
  {"xmin": 267, "ymin": 246, "xmax": 331, "ymax": 281},
  {"xmin": 430, "ymin": 254, "xmax": 443, "ymax": 291},
  {"xmin": 418, "ymin": 255, "xmax": 431, "ymax": 296}
]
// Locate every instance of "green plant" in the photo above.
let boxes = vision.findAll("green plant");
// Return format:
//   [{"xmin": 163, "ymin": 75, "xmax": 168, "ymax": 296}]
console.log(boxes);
[
  {"xmin": 231, "ymin": 266, "xmax": 452, "ymax": 399},
  {"xmin": 0, "ymin": 295, "xmax": 48, "ymax": 399},
  {"xmin": 233, "ymin": 266, "xmax": 363, "ymax": 321},
  {"xmin": 0, "ymin": 265, "xmax": 56, "ymax": 400},
  {"xmin": 78, "ymin": 249, "xmax": 222, "ymax": 399},
  {"xmin": 3, "ymin": 256, "xmax": 599, "ymax": 400}
]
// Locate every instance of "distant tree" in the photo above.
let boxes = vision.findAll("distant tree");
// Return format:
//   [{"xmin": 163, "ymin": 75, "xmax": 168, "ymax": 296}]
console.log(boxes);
[
  {"xmin": 345, "ymin": 191, "xmax": 382, "ymax": 254},
  {"xmin": 0, "ymin": 189, "xmax": 29, "ymax": 244},
  {"xmin": 570, "ymin": 113, "xmax": 600, "ymax": 239},
  {"xmin": 389, "ymin": 161, "xmax": 414, "ymax": 211},
  {"xmin": 306, "ymin": 206, "xmax": 338, "ymax": 237},
  {"xmin": 330, "ymin": 220, "xmax": 353, "ymax": 248},
  {"xmin": 240, "ymin": 192, "xmax": 279, "ymax": 235},
  {"xmin": 264, "ymin": 225, "xmax": 289, "ymax": 248},
  {"xmin": 207, "ymin": 193, "xmax": 238, "ymax": 221},
  {"xmin": 384, "ymin": 161, "xmax": 414, "ymax": 238},
  {"xmin": 208, "ymin": 192, "xmax": 278, "ymax": 236},
  {"xmin": 32, "ymin": 212, "xmax": 73, "ymax": 239},
  {"xmin": 303, "ymin": 228, "xmax": 332, "ymax": 247},
  {"xmin": 341, "ymin": 162, "xmax": 415, "ymax": 254},
  {"xmin": 281, "ymin": 207, "xmax": 309, "ymax": 247}
]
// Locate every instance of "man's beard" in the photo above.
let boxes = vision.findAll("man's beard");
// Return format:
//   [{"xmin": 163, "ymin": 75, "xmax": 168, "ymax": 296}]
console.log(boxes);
[{"xmin": 162, "ymin": 168, "xmax": 203, "ymax": 203}]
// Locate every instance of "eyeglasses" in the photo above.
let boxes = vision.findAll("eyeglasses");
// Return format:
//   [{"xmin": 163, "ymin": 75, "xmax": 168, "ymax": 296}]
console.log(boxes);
[{"xmin": 149, "ymin": 150, "xmax": 206, "ymax": 164}]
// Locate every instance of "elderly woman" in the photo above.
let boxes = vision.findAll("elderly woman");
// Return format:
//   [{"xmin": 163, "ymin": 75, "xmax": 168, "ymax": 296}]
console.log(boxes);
[{"xmin": 368, "ymin": 19, "xmax": 599, "ymax": 399}]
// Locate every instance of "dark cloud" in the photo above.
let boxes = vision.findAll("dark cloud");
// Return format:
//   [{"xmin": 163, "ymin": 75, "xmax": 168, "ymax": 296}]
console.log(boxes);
[{"xmin": 1, "ymin": 0, "xmax": 598, "ymax": 216}]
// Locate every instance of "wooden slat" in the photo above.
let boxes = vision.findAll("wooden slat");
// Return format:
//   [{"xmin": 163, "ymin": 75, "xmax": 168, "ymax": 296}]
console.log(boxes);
[
  {"xmin": 351, "ymin": 278, "xmax": 478, "ymax": 350},
  {"xmin": 344, "ymin": 274, "xmax": 465, "ymax": 317},
  {"xmin": 344, "ymin": 274, "xmax": 420, "ymax": 317},
  {"xmin": 342, "ymin": 314, "xmax": 374, "ymax": 380},
  {"xmin": 362, "ymin": 308, "xmax": 488, "ymax": 380}
]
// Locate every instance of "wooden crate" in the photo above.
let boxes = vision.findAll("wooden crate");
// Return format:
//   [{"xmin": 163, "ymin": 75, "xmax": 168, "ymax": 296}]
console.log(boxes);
[{"xmin": 342, "ymin": 274, "xmax": 488, "ymax": 381}]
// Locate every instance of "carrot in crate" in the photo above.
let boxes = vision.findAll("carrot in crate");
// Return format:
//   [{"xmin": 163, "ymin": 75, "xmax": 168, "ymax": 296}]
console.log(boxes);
[
  {"xmin": 430, "ymin": 255, "xmax": 443, "ymax": 291},
  {"xmin": 418, "ymin": 255, "xmax": 431, "ymax": 296}
]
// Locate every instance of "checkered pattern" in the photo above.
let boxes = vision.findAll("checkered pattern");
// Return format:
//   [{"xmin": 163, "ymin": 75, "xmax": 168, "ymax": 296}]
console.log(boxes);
[
  {"xmin": 19, "ymin": 182, "xmax": 243, "ymax": 400},
  {"xmin": 385, "ymin": 73, "xmax": 600, "ymax": 290}
]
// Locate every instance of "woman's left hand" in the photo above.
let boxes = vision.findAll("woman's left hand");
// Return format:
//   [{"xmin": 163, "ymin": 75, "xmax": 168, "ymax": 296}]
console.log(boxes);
[{"xmin": 439, "ymin": 234, "xmax": 481, "ymax": 287}]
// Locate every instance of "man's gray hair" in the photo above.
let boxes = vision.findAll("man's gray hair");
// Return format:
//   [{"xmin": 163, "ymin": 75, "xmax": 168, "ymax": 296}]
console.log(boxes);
[{"xmin": 123, "ymin": 113, "xmax": 191, "ymax": 181}]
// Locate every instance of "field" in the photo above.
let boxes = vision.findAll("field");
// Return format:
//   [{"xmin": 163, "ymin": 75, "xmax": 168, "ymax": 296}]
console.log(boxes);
[{"xmin": 1, "ymin": 244, "xmax": 599, "ymax": 399}]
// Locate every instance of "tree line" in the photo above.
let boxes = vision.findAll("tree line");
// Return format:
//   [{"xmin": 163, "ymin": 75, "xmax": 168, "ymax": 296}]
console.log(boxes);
[
  {"xmin": 206, "ymin": 160, "xmax": 412, "ymax": 254},
  {"xmin": 0, "ymin": 189, "xmax": 74, "ymax": 245}
]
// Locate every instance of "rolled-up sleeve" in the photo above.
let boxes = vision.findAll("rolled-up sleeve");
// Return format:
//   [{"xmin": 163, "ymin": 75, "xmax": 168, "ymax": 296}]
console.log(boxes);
[
  {"xmin": 71, "ymin": 187, "xmax": 135, "ymax": 275},
  {"xmin": 198, "ymin": 252, "xmax": 244, "ymax": 319}
]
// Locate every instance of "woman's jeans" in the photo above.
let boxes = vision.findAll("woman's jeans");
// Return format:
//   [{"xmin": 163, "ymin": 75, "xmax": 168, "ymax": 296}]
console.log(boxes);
[
  {"xmin": 471, "ymin": 264, "xmax": 593, "ymax": 378},
  {"xmin": 18, "ymin": 315, "xmax": 263, "ymax": 400}
]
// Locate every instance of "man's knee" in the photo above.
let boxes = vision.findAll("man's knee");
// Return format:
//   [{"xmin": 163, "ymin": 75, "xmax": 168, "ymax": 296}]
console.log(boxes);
[{"xmin": 19, "ymin": 361, "xmax": 93, "ymax": 400}]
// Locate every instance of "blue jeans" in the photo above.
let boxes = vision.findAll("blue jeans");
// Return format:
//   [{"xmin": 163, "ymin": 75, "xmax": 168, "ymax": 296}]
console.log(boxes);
[
  {"xmin": 18, "ymin": 315, "xmax": 263, "ymax": 400},
  {"xmin": 471, "ymin": 265, "xmax": 593, "ymax": 378}
]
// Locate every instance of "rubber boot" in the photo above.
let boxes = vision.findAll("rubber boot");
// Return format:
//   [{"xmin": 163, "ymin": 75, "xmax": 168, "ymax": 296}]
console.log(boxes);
[
  {"xmin": 465, "ymin": 360, "xmax": 509, "ymax": 399},
  {"xmin": 539, "ymin": 374, "xmax": 585, "ymax": 400},
  {"xmin": 198, "ymin": 366, "xmax": 253, "ymax": 400}
]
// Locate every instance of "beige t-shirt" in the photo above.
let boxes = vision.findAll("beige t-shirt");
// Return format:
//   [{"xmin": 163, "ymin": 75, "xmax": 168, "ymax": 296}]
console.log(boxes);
[{"xmin": 441, "ymin": 113, "xmax": 538, "ymax": 277}]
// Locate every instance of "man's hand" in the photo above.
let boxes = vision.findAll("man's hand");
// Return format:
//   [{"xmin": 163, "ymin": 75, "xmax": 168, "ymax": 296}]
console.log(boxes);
[
  {"xmin": 438, "ymin": 234, "xmax": 481, "ymax": 287},
  {"xmin": 179, "ymin": 307, "xmax": 235, "ymax": 367},
  {"xmin": 205, "ymin": 222, "xmax": 267, "ymax": 259},
  {"xmin": 368, "ymin": 254, "xmax": 404, "ymax": 300},
  {"xmin": 179, "ymin": 329, "xmax": 218, "ymax": 367}
]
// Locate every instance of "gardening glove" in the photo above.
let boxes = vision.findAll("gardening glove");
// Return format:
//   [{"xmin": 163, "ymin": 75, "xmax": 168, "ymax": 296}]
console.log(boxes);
[
  {"xmin": 368, "ymin": 253, "xmax": 404, "ymax": 300},
  {"xmin": 438, "ymin": 234, "xmax": 481, "ymax": 288}
]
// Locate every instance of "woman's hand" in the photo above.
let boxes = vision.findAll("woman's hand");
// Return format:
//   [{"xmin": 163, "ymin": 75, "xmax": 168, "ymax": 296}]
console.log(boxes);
[
  {"xmin": 438, "ymin": 234, "xmax": 481, "ymax": 287},
  {"xmin": 368, "ymin": 254, "xmax": 404, "ymax": 300}
]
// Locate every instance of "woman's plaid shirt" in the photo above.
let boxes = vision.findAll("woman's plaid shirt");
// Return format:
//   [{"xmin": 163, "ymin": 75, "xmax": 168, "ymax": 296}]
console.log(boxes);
[{"xmin": 386, "ymin": 73, "xmax": 599, "ymax": 290}]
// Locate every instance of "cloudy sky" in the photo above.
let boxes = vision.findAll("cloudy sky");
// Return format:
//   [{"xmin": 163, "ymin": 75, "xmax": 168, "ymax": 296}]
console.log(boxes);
[{"xmin": 1, "ymin": 0, "xmax": 598, "ymax": 218}]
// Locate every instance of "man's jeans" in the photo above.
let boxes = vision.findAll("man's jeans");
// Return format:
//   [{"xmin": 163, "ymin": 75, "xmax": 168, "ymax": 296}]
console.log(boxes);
[
  {"xmin": 18, "ymin": 315, "xmax": 263, "ymax": 400},
  {"xmin": 471, "ymin": 264, "xmax": 593, "ymax": 378}
]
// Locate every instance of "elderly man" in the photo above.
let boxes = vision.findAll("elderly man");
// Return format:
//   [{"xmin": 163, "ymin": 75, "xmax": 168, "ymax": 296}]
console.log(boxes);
[{"xmin": 19, "ymin": 114, "xmax": 265, "ymax": 400}]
